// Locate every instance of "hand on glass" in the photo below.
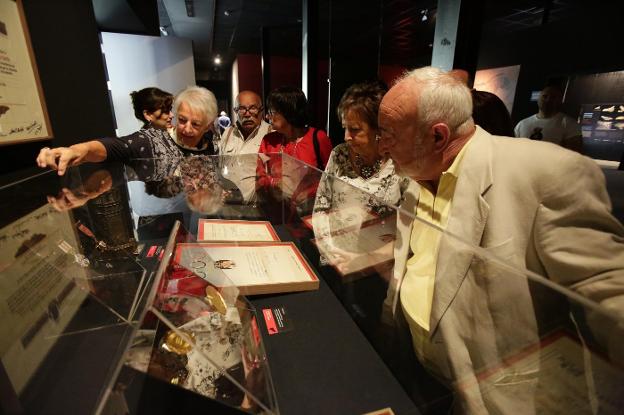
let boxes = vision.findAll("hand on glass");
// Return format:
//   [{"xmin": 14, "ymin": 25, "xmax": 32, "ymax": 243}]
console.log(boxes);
[{"xmin": 36, "ymin": 146, "xmax": 87, "ymax": 176}]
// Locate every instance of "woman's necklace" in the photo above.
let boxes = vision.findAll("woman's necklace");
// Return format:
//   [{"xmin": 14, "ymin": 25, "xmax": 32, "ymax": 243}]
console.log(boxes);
[{"xmin": 354, "ymin": 153, "xmax": 381, "ymax": 179}]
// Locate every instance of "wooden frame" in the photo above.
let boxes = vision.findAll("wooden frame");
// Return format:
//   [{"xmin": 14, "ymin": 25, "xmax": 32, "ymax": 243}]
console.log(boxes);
[
  {"xmin": 0, "ymin": 0, "xmax": 52, "ymax": 146},
  {"xmin": 174, "ymin": 241, "xmax": 319, "ymax": 295}
]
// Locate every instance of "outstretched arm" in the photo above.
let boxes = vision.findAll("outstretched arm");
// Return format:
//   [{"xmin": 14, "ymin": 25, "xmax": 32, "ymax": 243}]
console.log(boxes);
[{"xmin": 36, "ymin": 141, "xmax": 108, "ymax": 175}]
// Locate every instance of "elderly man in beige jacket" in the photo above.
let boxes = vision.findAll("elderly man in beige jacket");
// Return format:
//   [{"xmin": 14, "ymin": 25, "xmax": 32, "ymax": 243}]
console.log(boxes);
[{"xmin": 377, "ymin": 66, "xmax": 624, "ymax": 414}]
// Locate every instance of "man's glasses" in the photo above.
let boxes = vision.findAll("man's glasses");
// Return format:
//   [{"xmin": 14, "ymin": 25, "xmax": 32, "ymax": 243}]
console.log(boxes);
[{"xmin": 234, "ymin": 105, "xmax": 262, "ymax": 116}]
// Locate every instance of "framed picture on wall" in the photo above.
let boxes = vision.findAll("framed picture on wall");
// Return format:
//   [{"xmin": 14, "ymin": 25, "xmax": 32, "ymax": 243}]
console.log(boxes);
[
  {"xmin": 0, "ymin": 0, "xmax": 52, "ymax": 146},
  {"xmin": 474, "ymin": 65, "xmax": 521, "ymax": 114}
]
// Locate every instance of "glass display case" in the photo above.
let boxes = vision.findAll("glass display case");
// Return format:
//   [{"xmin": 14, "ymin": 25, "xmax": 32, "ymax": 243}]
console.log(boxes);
[{"xmin": 1, "ymin": 154, "xmax": 623, "ymax": 415}]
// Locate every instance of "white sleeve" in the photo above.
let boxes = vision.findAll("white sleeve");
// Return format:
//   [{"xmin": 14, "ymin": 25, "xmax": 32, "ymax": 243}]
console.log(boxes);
[{"xmin": 514, "ymin": 120, "xmax": 524, "ymax": 138}]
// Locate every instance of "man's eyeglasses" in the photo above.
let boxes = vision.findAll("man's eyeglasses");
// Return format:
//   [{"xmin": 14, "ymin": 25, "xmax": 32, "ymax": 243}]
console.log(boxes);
[{"xmin": 234, "ymin": 105, "xmax": 262, "ymax": 116}]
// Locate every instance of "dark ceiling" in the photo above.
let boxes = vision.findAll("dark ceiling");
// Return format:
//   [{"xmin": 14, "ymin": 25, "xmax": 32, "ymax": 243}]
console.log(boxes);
[
  {"xmin": 91, "ymin": 0, "xmax": 590, "ymax": 79},
  {"xmin": 482, "ymin": 0, "xmax": 584, "ymax": 35}
]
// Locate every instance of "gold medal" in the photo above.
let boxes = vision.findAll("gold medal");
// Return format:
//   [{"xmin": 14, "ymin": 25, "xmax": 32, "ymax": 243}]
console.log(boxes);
[
  {"xmin": 162, "ymin": 330, "xmax": 195, "ymax": 355},
  {"xmin": 205, "ymin": 285, "xmax": 227, "ymax": 315}
]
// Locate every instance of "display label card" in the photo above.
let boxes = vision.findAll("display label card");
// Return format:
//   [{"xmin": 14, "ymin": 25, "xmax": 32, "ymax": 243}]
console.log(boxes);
[
  {"xmin": 145, "ymin": 245, "xmax": 159, "ymax": 258},
  {"xmin": 262, "ymin": 306, "xmax": 292, "ymax": 335},
  {"xmin": 141, "ymin": 244, "xmax": 165, "ymax": 263}
]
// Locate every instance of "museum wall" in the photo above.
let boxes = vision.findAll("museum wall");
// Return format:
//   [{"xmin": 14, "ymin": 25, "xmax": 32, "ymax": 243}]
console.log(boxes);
[
  {"xmin": 100, "ymin": 32, "xmax": 195, "ymax": 136},
  {"xmin": 1, "ymin": 0, "xmax": 115, "ymax": 177},
  {"xmin": 476, "ymin": 3, "xmax": 624, "ymax": 125}
]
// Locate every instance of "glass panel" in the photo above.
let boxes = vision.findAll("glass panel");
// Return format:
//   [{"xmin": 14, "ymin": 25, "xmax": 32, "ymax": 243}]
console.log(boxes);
[
  {"xmin": 0, "ymin": 166, "xmax": 148, "ymax": 414},
  {"xmin": 113, "ymin": 221, "xmax": 278, "ymax": 414},
  {"xmin": 2, "ymin": 154, "xmax": 622, "ymax": 414},
  {"xmin": 298, "ymin": 153, "xmax": 624, "ymax": 414}
]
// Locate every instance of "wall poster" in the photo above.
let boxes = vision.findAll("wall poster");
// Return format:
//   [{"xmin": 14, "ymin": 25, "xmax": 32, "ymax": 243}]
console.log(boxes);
[
  {"xmin": 474, "ymin": 64, "xmax": 521, "ymax": 114},
  {"xmin": 0, "ymin": 0, "xmax": 51, "ymax": 146}
]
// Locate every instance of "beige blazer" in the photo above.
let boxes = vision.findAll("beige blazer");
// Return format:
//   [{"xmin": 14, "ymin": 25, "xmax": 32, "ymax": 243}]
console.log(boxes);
[{"xmin": 385, "ymin": 126, "xmax": 624, "ymax": 413}]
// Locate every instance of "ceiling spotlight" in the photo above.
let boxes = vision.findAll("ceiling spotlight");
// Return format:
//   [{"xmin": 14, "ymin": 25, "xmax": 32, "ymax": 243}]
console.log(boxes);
[
  {"xmin": 159, "ymin": 26, "xmax": 169, "ymax": 36},
  {"xmin": 224, "ymin": 10, "xmax": 231, "ymax": 16},
  {"xmin": 214, "ymin": 57, "xmax": 222, "ymax": 65},
  {"xmin": 421, "ymin": 9, "xmax": 428, "ymax": 22}
]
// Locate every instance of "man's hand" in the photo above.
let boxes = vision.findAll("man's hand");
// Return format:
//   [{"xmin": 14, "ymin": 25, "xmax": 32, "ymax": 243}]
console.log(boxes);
[{"xmin": 36, "ymin": 145, "xmax": 88, "ymax": 175}]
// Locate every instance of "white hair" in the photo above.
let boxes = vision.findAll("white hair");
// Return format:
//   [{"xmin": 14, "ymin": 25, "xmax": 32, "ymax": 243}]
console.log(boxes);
[
  {"xmin": 174, "ymin": 86, "xmax": 218, "ymax": 125},
  {"xmin": 399, "ymin": 66, "xmax": 474, "ymax": 135}
]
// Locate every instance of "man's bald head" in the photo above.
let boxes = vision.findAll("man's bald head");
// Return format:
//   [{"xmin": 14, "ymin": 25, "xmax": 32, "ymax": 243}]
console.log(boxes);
[
  {"xmin": 236, "ymin": 90, "xmax": 262, "ymax": 107},
  {"xmin": 378, "ymin": 67, "xmax": 475, "ymax": 181}
]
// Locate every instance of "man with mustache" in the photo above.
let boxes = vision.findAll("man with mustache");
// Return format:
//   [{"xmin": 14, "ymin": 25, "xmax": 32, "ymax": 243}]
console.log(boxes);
[{"xmin": 218, "ymin": 90, "xmax": 271, "ymax": 155}]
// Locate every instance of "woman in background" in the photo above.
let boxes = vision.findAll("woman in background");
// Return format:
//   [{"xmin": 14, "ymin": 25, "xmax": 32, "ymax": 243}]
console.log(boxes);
[
  {"xmin": 258, "ymin": 86, "xmax": 332, "ymax": 171},
  {"xmin": 130, "ymin": 87, "xmax": 174, "ymax": 130},
  {"xmin": 256, "ymin": 86, "xmax": 332, "ymax": 214},
  {"xmin": 471, "ymin": 89, "xmax": 514, "ymax": 137}
]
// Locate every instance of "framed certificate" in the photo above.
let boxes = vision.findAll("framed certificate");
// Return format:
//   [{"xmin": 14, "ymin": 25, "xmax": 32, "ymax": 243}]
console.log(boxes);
[
  {"xmin": 174, "ymin": 242, "xmax": 319, "ymax": 295},
  {"xmin": 197, "ymin": 219, "xmax": 280, "ymax": 242},
  {"xmin": 0, "ymin": 0, "xmax": 52, "ymax": 145}
]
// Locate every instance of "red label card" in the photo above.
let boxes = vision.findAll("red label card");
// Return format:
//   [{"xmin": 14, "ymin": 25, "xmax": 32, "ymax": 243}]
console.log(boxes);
[
  {"xmin": 262, "ymin": 308, "xmax": 279, "ymax": 335},
  {"xmin": 146, "ymin": 245, "xmax": 158, "ymax": 258}
]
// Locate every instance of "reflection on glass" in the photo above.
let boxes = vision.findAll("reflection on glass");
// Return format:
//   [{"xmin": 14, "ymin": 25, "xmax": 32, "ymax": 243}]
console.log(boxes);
[{"xmin": 2, "ymin": 154, "xmax": 623, "ymax": 414}]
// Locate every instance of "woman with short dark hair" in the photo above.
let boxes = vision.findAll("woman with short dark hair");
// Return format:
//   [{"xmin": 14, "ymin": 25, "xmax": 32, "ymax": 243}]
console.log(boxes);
[
  {"xmin": 258, "ymin": 86, "xmax": 332, "ymax": 172},
  {"xmin": 256, "ymin": 86, "xmax": 333, "ymax": 211}
]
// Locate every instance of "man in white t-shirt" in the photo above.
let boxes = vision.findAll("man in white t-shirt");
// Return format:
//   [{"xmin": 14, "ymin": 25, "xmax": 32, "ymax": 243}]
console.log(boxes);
[
  {"xmin": 514, "ymin": 85, "xmax": 582, "ymax": 152},
  {"xmin": 218, "ymin": 90, "xmax": 271, "ymax": 155}
]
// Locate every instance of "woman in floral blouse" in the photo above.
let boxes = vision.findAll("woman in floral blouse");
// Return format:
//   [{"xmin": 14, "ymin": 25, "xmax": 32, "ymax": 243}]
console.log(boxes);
[
  {"xmin": 314, "ymin": 80, "xmax": 407, "ymax": 216},
  {"xmin": 312, "ymin": 81, "xmax": 408, "ymax": 272}
]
